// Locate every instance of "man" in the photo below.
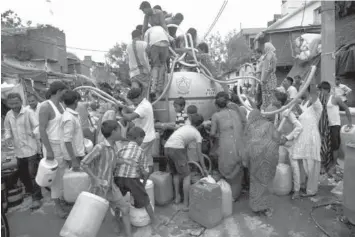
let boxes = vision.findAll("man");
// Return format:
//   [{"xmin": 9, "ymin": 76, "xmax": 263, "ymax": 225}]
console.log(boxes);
[
  {"xmin": 26, "ymin": 93, "xmax": 42, "ymax": 119},
  {"xmin": 4, "ymin": 93, "xmax": 42, "ymax": 209},
  {"xmin": 293, "ymin": 75, "xmax": 303, "ymax": 91},
  {"xmin": 39, "ymin": 81, "xmax": 68, "ymax": 218},
  {"xmin": 165, "ymin": 13, "xmax": 184, "ymax": 38},
  {"xmin": 334, "ymin": 77, "xmax": 352, "ymax": 104},
  {"xmin": 121, "ymin": 88, "xmax": 156, "ymax": 176},
  {"xmin": 62, "ymin": 90, "xmax": 86, "ymax": 170},
  {"xmin": 26, "ymin": 93, "xmax": 43, "ymax": 155},
  {"xmin": 127, "ymin": 29, "xmax": 151, "ymax": 98},
  {"xmin": 144, "ymin": 25, "xmax": 171, "ymax": 99},
  {"xmin": 283, "ymin": 76, "xmax": 298, "ymax": 100},
  {"xmin": 318, "ymin": 81, "xmax": 353, "ymax": 174},
  {"xmin": 140, "ymin": 1, "xmax": 168, "ymax": 34}
]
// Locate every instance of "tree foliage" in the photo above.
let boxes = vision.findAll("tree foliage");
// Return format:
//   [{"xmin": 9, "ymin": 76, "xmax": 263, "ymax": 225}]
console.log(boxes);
[
  {"xmin": 206, "ymin": 30, "xmax": 252, "ymax": 74},
  {"xmin": 105, "ymin": 42, "xmax": 130, "ymax": 86},
  {"xmin": 1, "ymin": 10, "xmax": 32, "ymax": 28}
]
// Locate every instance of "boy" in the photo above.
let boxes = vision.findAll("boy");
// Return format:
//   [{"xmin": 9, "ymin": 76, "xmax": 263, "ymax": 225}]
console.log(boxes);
[
  {"xmin": 174, "ymin": 97, "xmax": 188, "ymax": 128},
  {"xmin": 164, "ymin": 114, "xmax": 208, "ymax": 211},
  {"xmin": 62, "ymin": 90, "xmax": 85, "ymax": 170},
  {"xmin": 81, "ymin": 120, "xmax": 133, "ymax": 237},
  {"xmin": 114, "ymin": 126, "xmax": 156, "ymax": 228}
]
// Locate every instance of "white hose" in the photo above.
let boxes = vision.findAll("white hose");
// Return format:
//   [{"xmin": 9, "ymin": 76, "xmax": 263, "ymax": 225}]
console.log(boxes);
[
  {"xmin": 237, "ymin": 65, "xmax": 316, "ymax": 115},
  {"xmin": 74, "ymin": 86, "xmax": 124, "ymax": 107}
]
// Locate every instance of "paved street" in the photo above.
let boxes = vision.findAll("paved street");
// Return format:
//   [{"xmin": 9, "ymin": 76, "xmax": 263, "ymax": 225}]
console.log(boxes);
[{"xmin": 6, "ymin": 184, "xmax": 354, "ymax": 237}]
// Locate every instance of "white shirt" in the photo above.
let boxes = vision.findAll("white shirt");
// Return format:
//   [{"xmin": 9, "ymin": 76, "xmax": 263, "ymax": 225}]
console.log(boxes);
[
  {"xmin": 26, "ymin": 102, "xmax": 42, "ymax": 121},
  {"xmin": 165, "ymin": 125, "xmax": 203, "ymax": 149},
  {"xmin": 127, "ymin": 40, "xmax": 151, "ymax": 78},
  {"xmin": 61, "ymin": 108, "xmax": 85, "ymax": 159},
  {"xmin": 334, "ymin": 84, "xmax": 352, "ymax": 102},
  {"xmin": 133, "ymin": 98, "xmax": 156, "ymax": 143},
  {"xmin": 287, "ymin": 86, "xmax": 298, "ymax": 99},
  {"xmin": 144, "ymin": 26, "xmax": 170, "ymax": 47}
]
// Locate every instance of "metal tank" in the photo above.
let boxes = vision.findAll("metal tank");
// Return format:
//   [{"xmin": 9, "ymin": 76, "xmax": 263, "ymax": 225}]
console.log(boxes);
[{"xmin": 153, "ymin": 71, "xmax": 224, "ymax": 123}]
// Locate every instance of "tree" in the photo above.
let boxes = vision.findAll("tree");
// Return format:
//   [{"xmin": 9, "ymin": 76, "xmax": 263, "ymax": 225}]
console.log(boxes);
[
  {"xmin": 1, "ymin": 10, "xmax": 32, "ymax": 28},
  {"xmin": 206, "ymin": 30, "xmax": 252, "ymax": 74},
  {"xmin": 106, "ymin": 42, "xmax": 130, "ymax": 86}
]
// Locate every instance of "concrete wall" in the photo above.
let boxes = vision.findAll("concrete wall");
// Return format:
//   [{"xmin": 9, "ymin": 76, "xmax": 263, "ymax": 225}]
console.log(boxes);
[
  {"xmin": 277, "ymin": 1, "xmax": 321, "ymax": 29},
  {"xmin": 335, "ymin": 14, "xmax": 355, "ymax": 107},
  {"xmin": 1, "ymin": 26, "xmax": 67, "ymax": 73}
]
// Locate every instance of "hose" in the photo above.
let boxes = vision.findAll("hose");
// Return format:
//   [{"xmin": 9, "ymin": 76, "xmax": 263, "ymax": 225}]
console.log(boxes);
[
  {"xmin": 310, "ymin": 200, "xmax": 343, "ymax": 237},
  {"xmin": 236, "ymin": 65, "xmax": 316, "ymax": 116},
  {"xmin": 73, "ymin": 86, "xmax": 124, "ymax": 107}
]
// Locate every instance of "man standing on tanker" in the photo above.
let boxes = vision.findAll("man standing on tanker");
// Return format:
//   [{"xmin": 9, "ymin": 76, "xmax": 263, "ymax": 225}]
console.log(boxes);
[{"xmin": 39, "ymin": 81, "xmax": 69, "ymax": 218}]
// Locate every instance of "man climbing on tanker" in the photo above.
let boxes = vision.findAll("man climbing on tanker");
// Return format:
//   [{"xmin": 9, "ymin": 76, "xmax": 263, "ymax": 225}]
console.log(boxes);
[
  {"xmin": 127, "ymin": 29, "xmax": 151, "ymax": 99},
  {"xmin": 140, "ymin": 1, "xmax": 169, "ymax": 34}
]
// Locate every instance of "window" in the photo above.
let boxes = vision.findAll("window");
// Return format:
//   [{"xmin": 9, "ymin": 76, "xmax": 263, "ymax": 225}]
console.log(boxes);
[
  {"xmin": 249, "ymin": 37, "xmax": 255, "ymax": 49},
  {"xmin": 313, "ymin": 7, "xmax": 321, "ymax": 25}
]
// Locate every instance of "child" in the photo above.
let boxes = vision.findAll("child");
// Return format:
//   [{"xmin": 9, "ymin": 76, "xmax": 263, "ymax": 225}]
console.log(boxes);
[
  {"xmin": 114, "ymin": 126, "xmax": 156, "ymax": 228},
  {"xmin": 265, "ymin": 91, "xmax": 303, "ymax": 199},
  {"xmin": 174, "ymin": 97, "xmax": 189, "ymax": 128},
  {"xmin": 81, "ymin": 120, "xmax": 133, "ymax": 237},
  {"xmin": 164, "ymin": 114, "xmax": 208, "ymax": 211}
]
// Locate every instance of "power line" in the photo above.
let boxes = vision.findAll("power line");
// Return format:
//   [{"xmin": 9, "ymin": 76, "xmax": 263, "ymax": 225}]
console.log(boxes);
[{"xmin": 204, "ymin": 0, "xmax": 228, "ymax": 39}]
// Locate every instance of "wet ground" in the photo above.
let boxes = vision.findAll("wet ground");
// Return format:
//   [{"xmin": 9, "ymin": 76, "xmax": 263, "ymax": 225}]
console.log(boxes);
[{"xmin": 6, "ymin": 183, "xmax": 354, "ymax": 237}]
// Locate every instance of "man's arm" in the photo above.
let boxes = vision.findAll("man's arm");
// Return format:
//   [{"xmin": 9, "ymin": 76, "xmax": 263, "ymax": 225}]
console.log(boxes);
[
  {"xmin": 4, "ymin": 113, "xmax": 12, "ymax": 141},
  {"xmin": 196, "ymin": 142, "xmax": 208, "ymax": 175},
  {"xmin": 342, "ymin": 85, "xmax": 352, "ymax": 95},
  {"xmin": 81, "ymin": 145, "xmax": 101, "ymax": 179},
  {"xmin": 284, "ymin": 111, "xmax": 303, "ymax": 141},
  {"xmin": 121, "ymin": 111, "xmax": 140, "ymax": 122},
  {"xmin": 336, "ymin": 97, "xmax": 353, "ymax": 127},
  {"xmin": 159, "ymin": 11, "xmax": 168, "ymax": 32},
  {"xmin": 39, "ymin": 103, "xmax": 54, "ymax": 159},
  {"xmin": 142, "ymin": 15, "xmax": 149, "ymax": 34}
]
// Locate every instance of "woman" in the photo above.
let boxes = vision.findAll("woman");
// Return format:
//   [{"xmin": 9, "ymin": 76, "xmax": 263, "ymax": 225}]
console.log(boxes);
[
  {"xmin": 291, "ymin": 85, "xmax": 322, "ymax": 197},
  {"xmin": 244, "ymin": 109, "xmax": 282, "ymax": 216},
  {"xmin": 210, "ymin": 92, "xmax": 245, "ymax": 200},
  {"xmin": 260, "ymin": 42, "xmax": 278, "ymax": 110}
]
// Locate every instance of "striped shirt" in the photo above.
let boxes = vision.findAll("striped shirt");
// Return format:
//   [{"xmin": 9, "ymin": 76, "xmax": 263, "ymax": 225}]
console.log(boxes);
[
  {"xmin": 114, "ymin": 141, "xmax": 148, "ymax": 178},
  {"xmin": 81, "ymin": 139, "xmax": 117, "ymax": 186},
  {"xmin": 175, "ymin": 111, "xmax": 188, "ymax": 128},
  {"xmin": 4, "ymin": 107, "xmax": 38, "ymax": 158}
]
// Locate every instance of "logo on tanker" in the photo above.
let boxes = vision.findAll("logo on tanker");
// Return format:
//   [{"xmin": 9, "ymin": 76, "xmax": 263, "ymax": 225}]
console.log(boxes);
[{"xmin": 176, "ymin": 76, "xmax": 191, "ymax": 95}]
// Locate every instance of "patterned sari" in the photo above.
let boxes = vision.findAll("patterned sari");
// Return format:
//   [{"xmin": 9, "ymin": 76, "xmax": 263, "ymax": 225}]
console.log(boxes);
[
  {"xmin": 318, "ymin": 93, "xmax": 333, "ymax": 172},
  {"xmin": 261, "ymin": 43, "xmax": 278, "ymax": 110},
  {"xmin": 244, "ymin": 110, "xmax": 280, "ymax": 212}
]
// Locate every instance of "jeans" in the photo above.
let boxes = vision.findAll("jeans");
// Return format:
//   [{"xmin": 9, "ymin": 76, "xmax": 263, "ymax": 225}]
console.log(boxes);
[{"xmin": 17, "ymin": 154, "xmax": 43, "ymax": 201}]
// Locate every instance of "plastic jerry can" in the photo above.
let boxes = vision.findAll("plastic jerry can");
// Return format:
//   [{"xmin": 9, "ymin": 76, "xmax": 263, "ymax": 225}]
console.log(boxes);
[
  {"xmin": 60, "ymin": 192, "xmax": 109, "ymax": 237},
  {"xmin": 343, "ymin": 142, "xmax": 355, "ymax": 225},
  {"xmin": 217, "ymin": 179, "xmax": 233, "ymax": 218},
  {"xmin": 130, "ymin": 179, "xmax": 155, "ymax": 227},
  {"xmin": 63, "ymin": 169, "xmax": 91, "ymax": 203},
  {"xmin": 149, "ymin": 171, "xmax": 173, "ymax": 205},
  {"xmin": 35, "ymin": 158, "xmax": 58, "ymax": 187},
  {"xmin": 189, "ymin": 180, "xmax": 223, "ymax": 228},
  {"xmin": 272, "ymin": 163, "xmax": 292, "ymax": 196}
]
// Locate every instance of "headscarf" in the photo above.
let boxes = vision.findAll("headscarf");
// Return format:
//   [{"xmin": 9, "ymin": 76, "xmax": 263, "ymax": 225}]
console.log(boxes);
[{"xmin": 264, "ymin": 42, "xmax": 276, "ymax": 55}]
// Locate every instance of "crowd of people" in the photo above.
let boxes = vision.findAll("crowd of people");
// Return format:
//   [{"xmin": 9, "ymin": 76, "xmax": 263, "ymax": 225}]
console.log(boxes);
[{"xmin": 2, "ymin": 2, "xmax": 354, "ymax": 237}]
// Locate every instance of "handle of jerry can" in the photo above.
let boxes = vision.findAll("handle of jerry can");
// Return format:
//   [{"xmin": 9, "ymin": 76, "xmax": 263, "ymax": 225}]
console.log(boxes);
[{"xmin": 188, "ymin": 161, "xmax": 206, "ymax": 177}]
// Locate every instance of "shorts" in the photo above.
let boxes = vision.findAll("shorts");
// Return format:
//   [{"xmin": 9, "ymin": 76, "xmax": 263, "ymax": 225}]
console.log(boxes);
[
  {"xmin": 164, "ymin": 147, "xmax": 190, "ymax": 177},
  {"xmin": 141, "ymin": 140, "xmax": 155, "ymax": 166},
  {"xmin": 114, "ymin": 177, "xmax": 150, "ymax": 209},
  {"xmin": 330, "ymin": 125, "xmax": 341, "ymax": 151},
  {"xmin": 150, "ymin": 45, "xmax": 169, "ymax": 67},
  {"xmin": 91, "ymin": 183, "xmax": 130, "ymax": 214}
]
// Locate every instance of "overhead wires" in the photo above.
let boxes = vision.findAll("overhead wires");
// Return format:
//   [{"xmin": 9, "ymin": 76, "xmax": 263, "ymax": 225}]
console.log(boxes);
[{"xmin": 203, "ymin": 0, "xmax": 228, "ymax": 39}]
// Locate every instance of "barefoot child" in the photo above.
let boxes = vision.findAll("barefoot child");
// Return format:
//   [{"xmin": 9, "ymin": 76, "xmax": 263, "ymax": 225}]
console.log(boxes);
[
  {"xmin": 164, "ymin": 114, "xmax": 208, "ymax": 210},
  {"xmin": 81, "ymin": 120, "xmax": 133, "ymax": 237},
  {"xmin": 114, "ymin": 126, "xmax": 156, "ymax": 227}
]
